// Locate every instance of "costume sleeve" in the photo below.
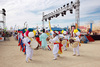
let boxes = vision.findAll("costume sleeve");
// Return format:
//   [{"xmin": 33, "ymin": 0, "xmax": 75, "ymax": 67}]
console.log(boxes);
[
  {"xmin": 49, "ymin": 37, "xmax": 57, "ymax": 43},
  {"xmin": 24, "ymin": 38, "xmax": 30, "ymax": 47}
]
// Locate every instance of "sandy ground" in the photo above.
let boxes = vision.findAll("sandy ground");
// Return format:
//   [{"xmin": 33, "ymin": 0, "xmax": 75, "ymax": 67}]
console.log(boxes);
[{"xmin": 0, "ymin": 37, "xmax": 100, "ymax": 67}]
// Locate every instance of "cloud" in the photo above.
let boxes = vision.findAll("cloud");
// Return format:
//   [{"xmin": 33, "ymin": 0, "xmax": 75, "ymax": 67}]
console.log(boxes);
[{"xmin": 0, "ymin": 0, "xmax": 100, "ymax": 29}]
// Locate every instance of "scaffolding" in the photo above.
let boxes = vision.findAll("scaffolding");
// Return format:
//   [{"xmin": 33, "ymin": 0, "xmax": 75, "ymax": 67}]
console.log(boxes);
[
  {"xmin": 0, "ymin": 9, "xmax": 6, "ymax": 29},
  {"xmin": 42, "ymin": 0, "xmax": 80, "ymax": 28}
]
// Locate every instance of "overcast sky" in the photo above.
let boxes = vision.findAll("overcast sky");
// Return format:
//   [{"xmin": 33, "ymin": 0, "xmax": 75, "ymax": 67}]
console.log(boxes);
[{"xmin": 0, "ymin": 0, "xmax": 100, "ymax": 29}]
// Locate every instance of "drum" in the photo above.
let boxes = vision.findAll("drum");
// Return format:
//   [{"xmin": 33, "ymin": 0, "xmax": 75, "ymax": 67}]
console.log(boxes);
[
  {"xmin": 30, "ymin": 38, "xmax": 38, "ymax": 49},
  {"xmin": 72, "ymin": 42, "xmax": 78, "ymax": 48}
]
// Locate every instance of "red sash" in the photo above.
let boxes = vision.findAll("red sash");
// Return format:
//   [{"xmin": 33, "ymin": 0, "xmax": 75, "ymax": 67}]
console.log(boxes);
[{"xmin": 54, "ymin": 43, "xmax": 63, "ymax": 53}]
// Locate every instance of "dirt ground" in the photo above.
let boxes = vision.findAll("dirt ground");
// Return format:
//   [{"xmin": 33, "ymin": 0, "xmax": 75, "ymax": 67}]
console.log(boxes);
[{"xmin": 0, "ymin": 37, "xmax": 100, "ymax": 67}]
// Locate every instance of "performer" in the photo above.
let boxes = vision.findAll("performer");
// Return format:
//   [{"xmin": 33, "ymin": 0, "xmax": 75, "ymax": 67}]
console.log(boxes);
[
  {"xmin": 35, "ymin": 30, "xmax": 41, "ymax": 50},
  {"xmin": 20, "ymin": 31, "xmax": 25, "ymax": 52},
  {"xmin": 63, "ymin": 31, "xmax": 68, "ymax": 51},
  {"xmin": 39, "ymin": 29, "xmax": 48, "ymax": 49},
  {"xmin": 73, "ymin": 31, "xmax": 80, "ymax": 56},
  {"xmin": 49, "ymin": 32, "xmax": 62, "ymax": 60},
  {"xmin": 18, "ymin": 29, "xmax": 21, "ymax": 46},
  {"xmin": 23, "ymin": 32, "xmax": 34, "ymax": 62},
  {"xmin": 18, "ymin": 30, "xmax": 24, "ymax": 51},
  {"xmin": 22, "ymin": 33, "xmax": 27, "ymax": 54}
]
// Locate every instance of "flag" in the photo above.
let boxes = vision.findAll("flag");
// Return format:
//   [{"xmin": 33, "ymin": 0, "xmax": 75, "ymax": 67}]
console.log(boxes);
[
  {"xmin": 49, "ymin": 20, "xmax": 52, "ymax": 31},
  {"xmin": 75, "ymin": 23, "xmax": 78, "ymax": 29}
]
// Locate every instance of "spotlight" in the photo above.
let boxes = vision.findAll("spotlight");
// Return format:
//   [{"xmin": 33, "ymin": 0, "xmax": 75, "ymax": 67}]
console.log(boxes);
[
  {"xmin": 63, "ymin": 11, "xmax": 66, "ymax": 15},
  {"xmin": 70, "ymin": 9, "xmax": 73, "ymax": 14},
  {"xmin": 51, "ymin": 16, "xmax": 53, "ymax": 18},
  {"xmin": 73, "ymin": 5, "xmax": 76, "ymax": 9},
  {"xmin": 2, "ymin": 8, "xmax": 6, "ymax": 16},
  {"xmin": 53, "ymin": 15, "xmax": 55, "ymax": 17},
  {"xmin": 56, "ymin": 14, "xmax": 60, "ymax": 17},
  {"xmin": 71, "ymin": 1, "xmax": 73, "ymax": 4},
  {"xmin": 67, "ymin": 3, "xmax": 69, "ymax": 6},
  {"xmin": 45, "ymin": 19, "xmax": 47, "ymax": 21},
  {"xmin": 61, "ymin": 12, "xmax": 64, "ymax": 16},
  {"xmin": 48, "ymin": 17, "xmax": 51, "ymax": 20},
  {"xmin": 63, "ymin": 5, "xmax": 66, "ymax": 7}
]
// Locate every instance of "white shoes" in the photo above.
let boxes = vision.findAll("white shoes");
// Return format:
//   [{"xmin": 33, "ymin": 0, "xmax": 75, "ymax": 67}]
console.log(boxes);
[
  {"xmin": 53, "ymin": 58, "xmax": 57, "ymax": 60},
  {"xmin": 26, "ymin": 61, "xmax": 28, "ymax": 63}
]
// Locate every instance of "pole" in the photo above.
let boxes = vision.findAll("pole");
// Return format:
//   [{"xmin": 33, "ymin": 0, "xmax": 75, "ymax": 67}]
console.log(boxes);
[
  {"xmin": 90, "ymin": 23, "xmax": 92, "ymax": 31},
  {"xmin": 42, "ymin": 12, "xmax": 44, "ymax": 29},
  {"xmin": 75, "ymin": 0, "xmax": 80, "ymax": 28},
  {"xmin": 36, "ymin": 24, "xmax": 38, "ymax": 31},
  {"xmin": 26, "ymin": 24, "xmax": 28, "ymax": 29},
  {"xmin": 24, "ymin": 22, "xmax": 27, "ymax": 28},
  {"xmin": 49, "ymin": 20, "xmax": 52, "ymax": 31},
  {"xmin": 2, "ymin": 14, "xmax": 6, "ymax": 29}
]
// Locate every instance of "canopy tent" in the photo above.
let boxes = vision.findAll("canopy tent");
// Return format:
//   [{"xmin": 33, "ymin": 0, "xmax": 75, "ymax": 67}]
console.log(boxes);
[
  {"xmin": 48, "ymin": 27, "xmax": 62, "ymax": 31},
  {"xmin": 62, "ymin": 27, "xmax": 67, "ymax": 31}
]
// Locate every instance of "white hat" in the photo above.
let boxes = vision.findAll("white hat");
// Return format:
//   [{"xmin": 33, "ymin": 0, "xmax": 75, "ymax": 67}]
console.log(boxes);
[
  {"xmin": 55, "ymin": 31, "xmax": 59, "ymax": 34},
  {"xmin": 28, "ymin": 32, "xmax": 34, "ymax": 37},
  {"xmin": 50, "ymin": 31, "xmax": 54, "ymax": 34},
  {"xmin": 63, "ymin": 31, "xmax": 66, "ymax": 34}
]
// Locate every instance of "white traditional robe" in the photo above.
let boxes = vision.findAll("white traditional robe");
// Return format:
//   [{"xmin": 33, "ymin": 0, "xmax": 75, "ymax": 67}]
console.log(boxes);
[
  {"xmin": 49, "ymin": 35, "xmax": 59, "ymax": 59},
  {"xmin": 23, "ymin": 37, "xmax": 33, "ymax": 62},
  {"xmin": 63, "ymin": 35, "xmax": 68, "ymax": 50},
  {"xmin": 73, "ymin": 36, "xmax": 80, "ymax": 55}
]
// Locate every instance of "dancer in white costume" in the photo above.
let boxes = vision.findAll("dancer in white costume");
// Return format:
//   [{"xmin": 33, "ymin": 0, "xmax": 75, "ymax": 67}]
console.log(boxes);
[
  {"xmin": 63, "ymin": 31, "xmax": 68, "ymax": 51},
  {"xmin": 49, "ymin": 32, "xmax": 60, "ymax": 60},
  {"xmin": 73, "ymin": 31, "xmax": 80, "ymax": 56},
  {"xmin": 23, "ymin": 32, "xmax": 34, "ymax": 62}
]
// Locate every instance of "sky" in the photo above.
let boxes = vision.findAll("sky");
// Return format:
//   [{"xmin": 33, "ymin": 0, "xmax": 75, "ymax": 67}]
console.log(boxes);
[{"xmin": 0, "ymin": 0, "xmax": 100, "ymax": 30}]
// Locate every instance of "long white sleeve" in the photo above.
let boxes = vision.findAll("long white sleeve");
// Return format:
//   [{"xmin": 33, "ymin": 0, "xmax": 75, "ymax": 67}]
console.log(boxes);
[
  {"xmin": 24, "ymin": 37, "xmax": 30, "ymax": 47},
  {"xmin": 49, "ymin": 36, "xmax": 59, "ymax": 43}
]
